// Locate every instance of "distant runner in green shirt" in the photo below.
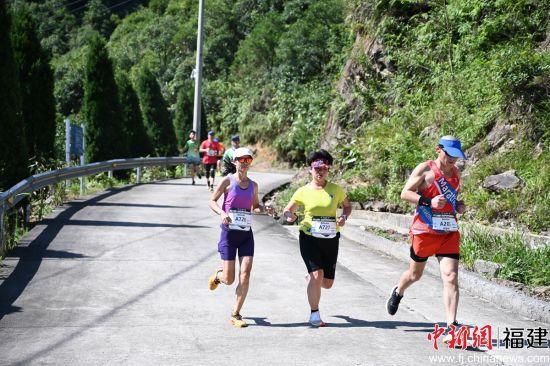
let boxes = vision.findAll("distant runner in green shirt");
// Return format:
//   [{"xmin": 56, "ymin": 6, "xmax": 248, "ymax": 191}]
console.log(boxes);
[
  {"xmin": 182, "ymin": 130, "xmax": 202, "ymax": 185},
  {"xmin": 221, "ymin": 135, "xmax": 240, "ymax": 176}
]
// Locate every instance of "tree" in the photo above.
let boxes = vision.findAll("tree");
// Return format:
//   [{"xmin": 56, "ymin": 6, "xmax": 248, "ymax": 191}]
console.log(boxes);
[
  {"xmin": 275, "ymin": 0, "xmax": 345, "ymax": 82},
  {"xmin": 82, "ymin": 33, "xmax": 127, "ymax": 163},
  {"xmin": 35, "ymin": 0, "xmax": 78, "ymax": 57},
  {"xmin": 173, "ymin": 85, "xmax": 194, "ymax": 151},
  {"xmin": 231, "ymin": 12, "xmax": 284, "ymax": 79},
  {"xmin": 11, "ymin": 4, "xmax": 56, "ymax": 161},
  {"xmin": 135, "ymin": 66, "xmax": 177, "ymax": 156},
  {"xmin": 83, "ymin": 0, "xmax": 117, "ymax": 39},
  {"xmin": 0, "ymin": 1, "xmax": 28, "ymax": 190},
  {"xmin": 116, "ymin": 71, "xmax": 152, "ymax": 157}
]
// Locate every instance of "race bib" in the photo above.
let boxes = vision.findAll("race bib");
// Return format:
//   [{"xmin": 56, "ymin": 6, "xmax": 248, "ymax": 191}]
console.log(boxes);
[
  {"xmin": 311, "ymin": 216, "xmax": 337, "ymax": 239},
  {"xmin": 432, "ymin": 213, "xmax": 458, "ymax": 232},
  {"xmin": 228, "ymin": 208, "xmax": 252, "ymax": 231},
  {"xmin": 207, "ymin": 149, "xmax": 217, "ymax": 156}
]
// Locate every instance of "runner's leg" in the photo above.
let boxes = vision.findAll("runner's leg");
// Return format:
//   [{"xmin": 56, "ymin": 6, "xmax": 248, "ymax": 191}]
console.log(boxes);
[
  {"xmin": 307, "ymin": 269, "xmax": 324, "ymax": 310},
  {"xmin": 438, "ymin": 256, "xmax": 459, "ymax": 325},
  {"xmin": 210, "ymin": 164, "xmax": 216, "ymax": 187},
  {"xmin": 188, "ymin": 164, "xmax": 195, "ymax": 184},
  {"xmin": 234, "ymin": 256, "xmax": 253, "ymax": 314},
  {"xmin": 218, "ymin": 259, "xmax": 236, "ymax": 285},
  {"xmin": 204, "ymin": 164, "xmax": 211, "ymax": 188},
  {"xmin": 397, "ymin": 260, "xmax": 427, "ymax": 295}
]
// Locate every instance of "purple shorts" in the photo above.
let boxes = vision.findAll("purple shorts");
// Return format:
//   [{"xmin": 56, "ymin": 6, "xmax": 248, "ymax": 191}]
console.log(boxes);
[{"xmin": 218, "ymin": 224, "xmax": 255, "ymax": 260}]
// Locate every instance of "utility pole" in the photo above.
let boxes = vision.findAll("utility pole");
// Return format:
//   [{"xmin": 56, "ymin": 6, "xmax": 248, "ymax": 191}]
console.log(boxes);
[{"xmin": 192, "ymin": 0, "xmax": 205, "ymax": 140}]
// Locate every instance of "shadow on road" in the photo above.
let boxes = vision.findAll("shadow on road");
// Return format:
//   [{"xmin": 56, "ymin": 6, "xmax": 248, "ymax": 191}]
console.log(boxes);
[
  {"xmin": 0, "ymin": 186, "xmax": 131, "ymax": 320},
  {"xmin": 11, "ymin": 250, "xmax": 218, "ymax": 365},
  {"xmin": 247, "ymin": 315, "xmax": 437, "ymax": 329},
  {"xmin": 144, "ymin": 182, "xmax": 202, "ymax": 186},
  {"xmin": 40, "ymin": 218, "xmax": 208, "ymax": 229},
  {"xmin": 69, "ymin": 202, "xmax": 192, "ymax": 209},
  {"xmin": 9, "ymin": 248, "xmax": 88, "ymax": 260}
]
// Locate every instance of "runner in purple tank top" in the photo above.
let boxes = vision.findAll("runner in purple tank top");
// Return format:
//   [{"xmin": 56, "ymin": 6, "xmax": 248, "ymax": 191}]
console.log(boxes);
[{"xmin": 207, "ymin": 147, "xmax": 273, "ymax": 328}]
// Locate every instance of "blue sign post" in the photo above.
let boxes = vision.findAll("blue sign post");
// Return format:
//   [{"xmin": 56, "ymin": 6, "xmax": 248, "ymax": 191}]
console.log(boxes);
[
  {"xmin": 70, "ymin": 125, "xmax": 84, "ymax": 156},
  {"xmin": 65, "ymin": 119, "xmax": 86, "ymax": 194}
]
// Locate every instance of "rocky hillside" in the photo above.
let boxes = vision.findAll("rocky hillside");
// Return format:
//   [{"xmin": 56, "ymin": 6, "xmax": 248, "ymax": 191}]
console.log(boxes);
[{"xmin": 319, "ymin": 0, "xmax": 549, "ymax": 233}]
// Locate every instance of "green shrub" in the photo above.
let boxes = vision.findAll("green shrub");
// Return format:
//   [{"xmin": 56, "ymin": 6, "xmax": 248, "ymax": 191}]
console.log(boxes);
[{"xmin": 461, "ymin": 226, "xmax": 550, "ymax": 287}]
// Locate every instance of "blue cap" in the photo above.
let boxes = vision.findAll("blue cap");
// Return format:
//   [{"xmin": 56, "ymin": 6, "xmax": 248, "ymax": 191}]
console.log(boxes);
[
  {"xmin": 208, "ymin": 130, "xmax": 215, "ymax": 136},
  {"xmin": 439, "ymin": 136, "xmax": 467, "ymax": 159},
  {"xmin": 231, "ymin": 135, "xmax": 240, "ymax": 142}
]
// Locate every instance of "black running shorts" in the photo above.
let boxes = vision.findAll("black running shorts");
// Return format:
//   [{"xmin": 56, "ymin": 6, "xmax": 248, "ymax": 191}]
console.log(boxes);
[
  {"xmin": 204, "ymin": 163, "xmax": 217, "ymax": 178},
  {"xmin": 299, "ymin": 231, "xmax": 340, "ymax": 280}
]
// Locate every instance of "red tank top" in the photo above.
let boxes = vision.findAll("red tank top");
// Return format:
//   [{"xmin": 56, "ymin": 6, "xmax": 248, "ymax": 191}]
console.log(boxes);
[
  {"xmin": 201, "ymin": 140, "xmax": 220, "ymax": 164},
  {"xmin": 410, "ymin": 160, "xmax": 460, "ymax": 235}
]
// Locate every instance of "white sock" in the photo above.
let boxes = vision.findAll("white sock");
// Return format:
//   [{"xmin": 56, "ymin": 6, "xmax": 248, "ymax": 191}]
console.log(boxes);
[{"xmin": 309, "ymin": 311, "xmax": 321, "ymax": 322}]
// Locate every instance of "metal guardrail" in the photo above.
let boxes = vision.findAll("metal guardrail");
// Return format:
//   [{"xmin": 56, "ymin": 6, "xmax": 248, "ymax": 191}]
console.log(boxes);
[{"xmin": 0, "ymin": 156, "xmax": 187, "ymax": 254}]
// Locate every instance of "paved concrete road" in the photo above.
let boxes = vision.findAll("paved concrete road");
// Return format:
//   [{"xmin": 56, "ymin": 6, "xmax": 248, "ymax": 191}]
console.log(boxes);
[{"xmin": 0, "ymin": 172, "xmax": 548, "ymax": 365}]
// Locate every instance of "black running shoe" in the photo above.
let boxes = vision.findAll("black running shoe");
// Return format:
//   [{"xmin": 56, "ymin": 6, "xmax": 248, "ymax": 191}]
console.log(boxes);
[
  {"xmin": 197, "ymin": 171, "xmax": 202, "ymax": 179},
  {"xmin": 386, "ymin": 286, "xmax": 403, "ymax": 315},
  {"xmin": 443, "ymin": 321, "xmax": 461, "ymax": 344}
]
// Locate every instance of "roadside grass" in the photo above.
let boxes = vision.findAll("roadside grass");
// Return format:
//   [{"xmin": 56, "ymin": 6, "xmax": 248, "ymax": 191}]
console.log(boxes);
[
  {"xmin": 463, "ymin": 145, "xmax": 550, "ymax": 232},
  {"xmin": 347, "ymin": 184, "xmax": 384, "ymax": 203},
  {"xmin": 459, "ymin": 226, "xmax": 549, "ymax": 287}
]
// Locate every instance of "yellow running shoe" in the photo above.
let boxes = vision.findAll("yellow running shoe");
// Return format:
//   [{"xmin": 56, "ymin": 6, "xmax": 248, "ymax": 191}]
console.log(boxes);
[
  {"xmin": 230, "ymin": 313, "xmax": 248, "ymax": 328},
  {"xmin": 208, "ymin": 270, "xmax": 221, "ymax": 291}
]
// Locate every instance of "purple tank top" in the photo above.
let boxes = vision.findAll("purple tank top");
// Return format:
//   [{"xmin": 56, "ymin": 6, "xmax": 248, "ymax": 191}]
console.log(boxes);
[{"xmin": 222, "ymin": 175, "xmax": 255, "ymax": 213}]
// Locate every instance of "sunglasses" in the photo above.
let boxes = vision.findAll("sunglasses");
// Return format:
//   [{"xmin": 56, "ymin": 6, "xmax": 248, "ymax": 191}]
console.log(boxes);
[
  {"xmin": 237, "ymin": 157, "xmax": 253, "ymax": 164},
  {"xmin": 313, "ymin": 166, "xmax": 329, "ymax": 171}
]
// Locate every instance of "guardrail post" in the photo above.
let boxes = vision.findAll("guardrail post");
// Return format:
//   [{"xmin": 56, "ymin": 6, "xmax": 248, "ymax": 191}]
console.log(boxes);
[
  {"xmin": 79, "ymin": 141, "xmax": 85, "ymax": 196},
  {"xmin": 136, "ymin": 167, "xmax": 142, "ymax": 183},
  {"xmin": 25, "ymin": 203, "xmax": 31, "ymax": 227},
  {"xmin": 79, "ymin": 177, "xmax": 84, "ymax": 196},
  {"xmin": 0, "ymin": 209, "xmax": 5, "ymax": 257},
  {"xmin": 108, "ymin": 171, "xmax": 113, "ymax": 179}
]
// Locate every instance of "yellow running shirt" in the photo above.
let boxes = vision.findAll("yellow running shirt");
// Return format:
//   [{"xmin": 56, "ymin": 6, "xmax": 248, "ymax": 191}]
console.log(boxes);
[{"xmin": 290, "ymin": 182, "xmax": 347, "ymax": 236}]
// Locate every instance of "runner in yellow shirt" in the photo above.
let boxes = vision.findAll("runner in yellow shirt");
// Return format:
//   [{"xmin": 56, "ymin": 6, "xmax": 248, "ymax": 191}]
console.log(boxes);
[{"xmin": 283, "ymin": 149, "xmax": 352, "ymax": 327}]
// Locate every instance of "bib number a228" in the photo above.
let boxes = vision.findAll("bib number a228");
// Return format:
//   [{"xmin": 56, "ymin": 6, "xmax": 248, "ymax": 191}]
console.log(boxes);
[
  {"xmin": 431, "ymin": 213, "xmax": 458, "ymax": 232},
  {"xmin": 311, "ymin": 216, "xmax": 337, "ymax": 239},
  {"xmin": 228, "ymin": 208, "xmax": 252, "ymax": 231}
]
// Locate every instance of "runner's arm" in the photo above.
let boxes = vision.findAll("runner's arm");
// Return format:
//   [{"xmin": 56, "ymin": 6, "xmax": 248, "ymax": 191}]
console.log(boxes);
[
  {"xmin": 401, "ymin": 162, "xmax": 445, "ymax": 209},
  {"xmin": 251, "ymin": 182, "xmax": 273, "ymax": 215},
  {"xmin": 455, "ymin": 170, "xmax": 466, "ymax": 214},
  {"xmin": 199, "ymin": 142, "xmax": 209, "ymax": 154},
  {"xmin": 337, "ymin": 196, "xmax": 352, "ymax": 227},
  {"xmin": 283, "ymin": 200, "xmax": 299, "ymax": 223},
  {"xmin": 208, "ymin": 177, "xmax": 231, "ymax": 216}
]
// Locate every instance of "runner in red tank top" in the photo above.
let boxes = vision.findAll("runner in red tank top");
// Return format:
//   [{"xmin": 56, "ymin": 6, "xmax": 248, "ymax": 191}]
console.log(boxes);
[
  {"xmin": 200, "ymin": 130, "xmax": 221, "ymax": 191},
  {"xmin": 386, "ymin": 136, "xmax": 467, "ymax": 339}
]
